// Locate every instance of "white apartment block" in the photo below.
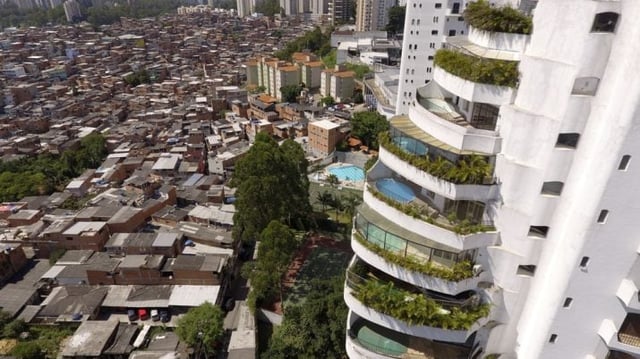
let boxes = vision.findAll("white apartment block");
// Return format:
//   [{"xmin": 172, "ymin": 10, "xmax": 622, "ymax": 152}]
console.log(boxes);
[
  {"xmin": 321, "ymin": 68, "xmax": 355, "ymax": 103},
  {"xmin": 395, "ymin": 0, "xmax": 470, "ymax": 115},
  {"xmin": 355, "ymin": 0, "xmax": 396, "ymax": 32},
  {"xmin": 345, "ymin": 1, "xmax": 640, "ymax": 359}
]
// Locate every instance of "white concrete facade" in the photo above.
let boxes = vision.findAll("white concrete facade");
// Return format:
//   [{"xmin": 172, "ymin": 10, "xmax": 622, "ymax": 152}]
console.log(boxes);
[{"xmin": 348, "ymin": 1, "xmax": 640, "ymax": 359}]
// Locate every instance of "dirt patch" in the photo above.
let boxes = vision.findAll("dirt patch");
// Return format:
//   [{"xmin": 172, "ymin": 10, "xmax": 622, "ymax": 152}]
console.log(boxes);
[{"xmin": 0, "ymin": 339, "xmax": 17, "ymax": 355}]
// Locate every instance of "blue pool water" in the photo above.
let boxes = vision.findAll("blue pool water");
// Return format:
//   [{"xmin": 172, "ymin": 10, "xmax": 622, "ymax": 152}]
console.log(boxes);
[
  {"xmin": 328, "ymin": 165, "xmax": 365, "ymax": 181},
  {"xmin": 376, "ymin": 178, "xmax": 415, "ymax": 203}
]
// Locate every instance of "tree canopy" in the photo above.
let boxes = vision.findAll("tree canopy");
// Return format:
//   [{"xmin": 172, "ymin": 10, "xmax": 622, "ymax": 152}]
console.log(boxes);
[
  {"xmin": 280, "ymin": 84, "xmax": 303, "ymax": 103},
  {"xmin": 385, "ymin": 6, "xmax": 406, "ymax": 35},
  {"xmin": 175, "ymin": 302, "xmax": 225, "ymax": 357},
  {"xmin": 254, "ymin": 0, "xmax": 281, "ymax": 16},
  {"xmin": 261, "ymin": 276, "xmax": 348, "ymax": 358},
  {"xmin": 274, "ymin": 27, "xmax": 332, "ymax": 61},
  {"xmin": 350, "ymin": 111, "xmax": 389, "ymax": 149},
  {"xmin": 0, "ymin": 133, "xmax": 107, "ymax": 202},
  {"xmin": 231, "ymin": 132, "xmax": 311, "ymax": 243},
  {"xmin": 242, "ymin": 220, "xmax": 300, "ymax": 310}
]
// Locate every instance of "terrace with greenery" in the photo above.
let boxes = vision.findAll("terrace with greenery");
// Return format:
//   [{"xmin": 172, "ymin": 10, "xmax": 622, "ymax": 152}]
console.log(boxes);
[
  {"xmin": 353, "ymin": 232, "xmax": 475, "ymax": 281},
  {"xmin": 378, "ymin": 131, "xmax": 494, "ymax": 185},
  {"xmin": 366, "ymin": 183, "xmax": 494, "ymax": 235},
  {"xmin": 346, "ymin": 264, "xmax": 490, "ymax": 329},
  {"xmin": 464, "ymin": 0, "xmax": 533, "ymax": 35},
  {"xmin": 434, "ymin": 49, "xmax": 520, "ymax": 88}
]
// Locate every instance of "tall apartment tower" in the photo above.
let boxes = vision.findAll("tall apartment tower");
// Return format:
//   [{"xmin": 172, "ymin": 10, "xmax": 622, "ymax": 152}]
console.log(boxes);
[
  {"xmin": 395, "ymin": 0, "xmax": 468, "ymax": 115},
  {"xmin": 345, "ymin": 0, "xmax": 640, "ymax": 358},
  {"xmin": 355, "ymin": 0, "xmax": 396, "ymax": 32}
]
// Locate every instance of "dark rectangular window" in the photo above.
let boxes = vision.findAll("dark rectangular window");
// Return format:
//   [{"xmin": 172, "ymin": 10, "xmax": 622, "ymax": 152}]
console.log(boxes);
[
  {"xmin": 435, "ymin": 3, "xmax": 442, "ymax": 8},
  {"xmin": 556, "ymin": 133, "xmax": 580, "ymax": 149},
  {"xmin": 448, "ymin": 29, "xmax": 456, "ymax": 36}
]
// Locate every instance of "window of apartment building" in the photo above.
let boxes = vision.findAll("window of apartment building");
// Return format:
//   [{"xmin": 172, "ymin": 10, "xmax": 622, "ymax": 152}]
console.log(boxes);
[
  {"xmin": 458, "ymin": 16, "xmax": 464, "ymax": 21},
  {"xmin": 417, "ymin": 19, "xmax": 420, "ymax": 25},
  {"xmin": 591, "ymin": 12, "xmax": 619, "ymax": 33},
  {"xmin": 411, "ymin": 69, "xmax": 415, "ymax": 75},
  {"xmin": 579, "ymin": 256, "xmax": 590, "ymax": 269},
  {"xmin": 429, "ymin": 42, "xmax": 436, "ymax": 48},
  {"xmin": 517, "ymin": 265, "xmax": 536, "ymax": 276},
  {"xmin": 571, "ymin": 77, "xmax": 600, "ymax": 95},
  {"xmin": 449, "ymin": 29, "xmax": 456, "ymax": 36},
  {"xmin": 431, "ymin": 30, "xmax": 438, "ymax": 35},
  {"xmin": 563, "ymin": 297, "xmax": 573, "ymax": 308},
  {"xmin": 597, "ymin": 209, "xmax": 609, "ymax": 223},
  {"xmin": 619, "ymin": 155, "xmax": 631, "ymax": 171},
  {"xmin": 406, "ymin": 69, "xmax": 410, "ymax": 74},
  {"xmin": 412, "ymin": 19, "xmax": 415, "ymax": 25},
  {"xmin": 434, "ymin": 3, "xmax": 441, "ymax": 8},
  {"xmin": 419, "ymin": 3, "xmax": 422, "ymax": 8},
  {"xmin": 549, "ymin": 334, "xmax": 558, "ymax": 343},
  {"xmin": 528, "ymin": 226, "xmax": 549, "ymax": 238},
  {"xmin": 409, "ymin": 44, "xmax": 412, "ymax": 49},
  {"xmin": 433, "ymin": 16, "xmax": 439, "ymax": 23},
  {"xmin": 541, "ymin": 181, "xmax": 564, "ymax": 196},
  {"xmin": 556, "ymin": 133, "xmax": 580, "ymax": 149},
  {"xmin": 452, "ymin": 2, "xmax": 460, "ymax": 14},
  {"xmin": 428, "ymin": 55, "xmax": 434, "ymax": 60},
  {"xmin": 416, "ymin": 31, "xmax": 420, "ymax": 35},
  {"xmin": 427, "ymin": 67, "xmax": 432, "ymax": 73}
]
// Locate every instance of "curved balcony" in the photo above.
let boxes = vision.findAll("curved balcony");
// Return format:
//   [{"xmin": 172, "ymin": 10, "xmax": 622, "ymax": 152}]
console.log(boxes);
[
  {"xmin": 467, "ymin": 26, "xmax": 529, "ymax": 56},
  {"xmin": 343, "ymin": 280, "xmax": 489, "ymax": 343},
  {"xmin": 346, "ymin": 313, "xmax": 473, "ymax": 359},
  {"xmin": 362, "ymin": 184, "xmax": 498, "ymax": 251},
  {"xmin": 433, "ymin": 66, "xmax": 515, "ymax": 107},
  {"xmin": 351, "ymin": 233, "xmax": 484, "ymax": 295},
  {"xmin": 378, "ymin": 145, "xmax": 497, "ymax": 201}
]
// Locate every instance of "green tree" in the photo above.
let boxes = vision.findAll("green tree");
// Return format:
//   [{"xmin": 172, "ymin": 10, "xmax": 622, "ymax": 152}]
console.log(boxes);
[
  {"xmin": 353, "ymin": 90, "xmax": 364, "ymax": 104},
  {"xmin": 340, "ymin": 193, "xmax": 362, "ymax": 219},
  {"xmin": 385, "ymin": 6, "xmax": 406, "ymax": 35},
  {"xmin": 351, "ymin": 111, "xmax": 389, "ymax": 149},
  {"xmin": 242, "ymin": 221, "xmax": 299, "ymax": 310},
  {"xmin": 232, "ymin": 133, "xmax": 311, "ymax": 243},
  {"xmin": 3, "ymin": 319, "xmax": 28, "ymax": 338},
  {"xmin": 319, "ymin": 95, "xmax": 335, "ymax": 107},
  {"xmin": 262, "ymin": 276, "xmax": 347, "ymax": 358},
  {"xmin": 280, "ymin": 84, "xmax": 303, "ymax": 103},
  {"xmin": 254, "ymin": 0, "xmax": 281, "ymax": 16},
  {"xmin": 316, "ymin": 191, "xmax": 333, "ymax": 212},
  {"xmin": 175, "ymin": 302, "xmax": 224, "ymax": 357}
]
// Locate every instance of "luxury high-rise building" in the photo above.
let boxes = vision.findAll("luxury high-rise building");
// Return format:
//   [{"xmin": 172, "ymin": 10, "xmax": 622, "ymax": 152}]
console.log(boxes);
[
  {"xmin": 355, "ymin": 0, "xmax": 396, "ymax": 32},
  {"xmin": 345, "ymin": 0, "xmax": 640, "ymax": 358}
]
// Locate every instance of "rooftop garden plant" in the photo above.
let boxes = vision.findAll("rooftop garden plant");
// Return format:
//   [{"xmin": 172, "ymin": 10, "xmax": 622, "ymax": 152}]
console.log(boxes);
[
  {"xmin": 348, "ymin": 271, "xmax": 490, "ymax": 329},
  {"xmin": 464, "ymin": 0, "xmax": 533, "ymax": 35},
  {"xmin": 379, "ymin": 131, "xmax": 494, "ymax": 185},
  {"xmin": 353, "ymin": 231, "xmax": 475, "ymax": 281},
  {"xmin": 434, "ymin": 49, "xmax": 520, "ymax": 88}
]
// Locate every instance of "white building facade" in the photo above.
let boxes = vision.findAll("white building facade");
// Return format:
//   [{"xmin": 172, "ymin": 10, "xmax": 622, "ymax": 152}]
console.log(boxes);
[{"xmin": 346, "ymin": 0, "xmax": 640, "ymax": 358}]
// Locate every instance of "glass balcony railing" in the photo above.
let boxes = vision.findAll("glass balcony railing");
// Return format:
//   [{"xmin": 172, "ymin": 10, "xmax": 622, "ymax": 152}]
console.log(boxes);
[
  {"xmin": 354, "ymin": 209, "xmax": 478, "ymax": 281},
  {"xmin": 379, "ymin": 130, "xmax": 495, "ymax": 185},
  {"xmin": 415, "ymin": 87, "xmax": 500, "ymax": 131},
  {"xmin": 366, "ymin": 179, "xmax": 494, "ymax": 235}
]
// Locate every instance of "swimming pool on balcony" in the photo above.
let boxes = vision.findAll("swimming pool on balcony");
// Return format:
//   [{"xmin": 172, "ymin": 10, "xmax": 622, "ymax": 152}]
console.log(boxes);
[
  {"xmin": 375, "ymin": 178, "xmax": 416, "ymax": 204},
  {"xmin": 348, "ymin": 315, "xmax": 473, "ymax": 358}
]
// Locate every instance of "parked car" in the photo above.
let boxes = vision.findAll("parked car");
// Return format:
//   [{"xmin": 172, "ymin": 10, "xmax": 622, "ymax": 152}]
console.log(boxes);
[
  {"xmin": 159, "ymin": 310, "xmax": 170, "ymax": 323},
  {"xmin": 138, "ymin": 308, "xmax": 149, "ymax": 321},
  {"xmin": 184, "ymin": 239, "xmax": 195, "ymax": 247},
  {"xmin": 151, "ymin": 309, "xmax": 159, "ymax": 321},
  {"xmin": 127, "ymin": 309, "xmax": 138, "ymax": 321}
]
